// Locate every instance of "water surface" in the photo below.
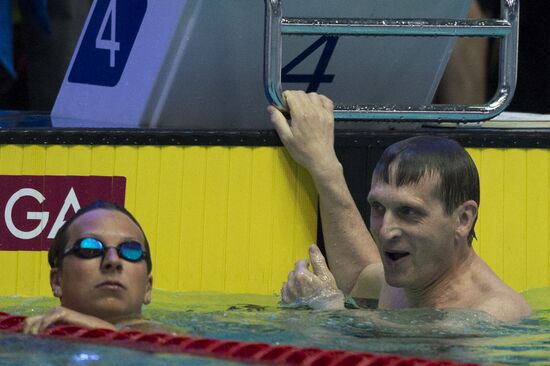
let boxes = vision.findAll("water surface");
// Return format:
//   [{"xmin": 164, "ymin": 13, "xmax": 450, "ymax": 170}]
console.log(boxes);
[{"xmin": 1, "ymin": 287, "xmax": 548, "ymax": 365}]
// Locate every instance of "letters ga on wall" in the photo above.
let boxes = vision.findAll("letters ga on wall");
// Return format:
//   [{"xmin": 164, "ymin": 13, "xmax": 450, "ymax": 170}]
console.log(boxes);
[{"xmin": 0, "ymin": 176, "xmax": 126, "ymax": 251}]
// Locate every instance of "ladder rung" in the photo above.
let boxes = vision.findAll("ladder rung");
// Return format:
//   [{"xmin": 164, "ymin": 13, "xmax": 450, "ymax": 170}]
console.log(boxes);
[
  {"xmin": 281, "ymin": 18, "xmax": 513, "ymax": 37},
  {"xmin": 332, "ymin": 95, "xmax": 511, "ymax": 121},
  {"xmin": 265, "ymin": 0, "xmax": 520, "ymax": 122}
]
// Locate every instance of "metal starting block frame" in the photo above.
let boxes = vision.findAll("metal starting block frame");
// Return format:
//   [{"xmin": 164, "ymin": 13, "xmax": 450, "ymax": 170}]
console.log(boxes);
[{"xmin": 264, "ymin": 0, "xmax": 520, "ymax": 122}]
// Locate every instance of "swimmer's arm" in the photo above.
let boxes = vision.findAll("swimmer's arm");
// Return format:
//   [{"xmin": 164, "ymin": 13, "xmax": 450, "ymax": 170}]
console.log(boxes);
[
  {"xmin": 313, "ymin": 156, "xmax": 382, "ymax": 295},
  {"xmin": 23, "ymin": 306, "xmax": 116, "ymax": 335},
  {"xmin": 269, "ymin": 90, "xmax": 381, "ymax": 294},
  {"xmin": 350, "ymin": 262, "xmax": 385, "ymax": 301},
  {"xmin": 117, "ymin": 319, "xmax": 181, "ymax": 335}
]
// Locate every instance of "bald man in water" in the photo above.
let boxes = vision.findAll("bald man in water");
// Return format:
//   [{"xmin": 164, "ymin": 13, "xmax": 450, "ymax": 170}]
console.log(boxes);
[{"xmin": 269, "ymin": 91, "xmax": 531, "ymax": 322}]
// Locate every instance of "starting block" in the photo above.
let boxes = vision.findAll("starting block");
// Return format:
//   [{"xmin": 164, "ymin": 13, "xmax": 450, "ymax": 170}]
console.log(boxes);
[{"xmin": 53, "ymin": 0, "xmax": 473, "ymax": 128}]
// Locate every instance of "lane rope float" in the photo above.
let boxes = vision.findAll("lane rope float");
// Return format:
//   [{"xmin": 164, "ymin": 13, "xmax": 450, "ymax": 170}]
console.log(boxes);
[{"xmin": 0, "ymin": 312, "xmax": 480, "ymax": 366}]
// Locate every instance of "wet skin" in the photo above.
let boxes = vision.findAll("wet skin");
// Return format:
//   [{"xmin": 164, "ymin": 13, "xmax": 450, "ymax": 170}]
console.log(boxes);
[
  {"xmin": 50, "ymin": 209, "xmax": 152, "ymax": 323},
  {"xmin": 367, "ymin": 174, "xmax": 464, "ymax": 293}
]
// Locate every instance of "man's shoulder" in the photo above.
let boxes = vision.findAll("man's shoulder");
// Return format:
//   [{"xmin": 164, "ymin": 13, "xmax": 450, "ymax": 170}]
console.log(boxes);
[
  {"xmin": 469, "ymin": 257, "xmax": 532, "ymax": 321},
  {"xmin": 474, "ymin": 289, "xmax": 532, "ymax": 322}
]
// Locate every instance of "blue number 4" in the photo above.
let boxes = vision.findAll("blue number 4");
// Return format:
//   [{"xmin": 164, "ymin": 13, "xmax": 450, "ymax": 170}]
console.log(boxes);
[{"xmin": 282, "ymin": 36, "xmax": 339, "ymax": 93}]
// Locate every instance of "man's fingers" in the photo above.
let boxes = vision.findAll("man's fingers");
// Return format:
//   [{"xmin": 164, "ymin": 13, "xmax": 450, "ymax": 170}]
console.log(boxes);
[
  {"xmin": 294, "ymin": 258, "xmax": 309, "ymax": 271},
  {"xmin": 23, "ymin": 316, "xmax": 37, "ymax": 334},
  {"xmin": 281, "ymin": 282, "xmax": 292, "ymax": 303},
  {"xmin": 23, "ymin": 309, "xmax": 62, "ymax": 334},
  {"xmin": 286, "ymin": 265, "xmax": 324, "ymax": 295},
  {"xmin": 283, "ymin": 90, "xmax": 306, "ymax": 115},
  {"xmin": 32, "ymin": 310, "xmax": 60, "ymax": 334},
  {"xmin": 308, "ymin": 244, "xmax": 335, "ymax": 284},
  {"xmin": 25, "ymin": 316, "xmax": 48, "ymax": 335},
  {"xmin": 284, "ymin": 90, "xmax": 332, "ymax": 112},
  {"xmin": 319, "ymin": 94, "xmax": 334, "ymax": 111},
  {"xmin": 37, "ymin": 318, "xmax": 51, "ymax": 334},
  {"xmin": 294, "ymin": 269, "xmax": 322, "ymax": 296},
  {"xmin": 287, "ymin": 270, "xmax": 298, "ymax": 294},
  {"xmin": 268, "ymin": 106, "xmax": 293, "ymax": 143},
  {"xmin": 308, "ymin": 92, "xmax": 325, "ymax": 108},
  {"xmin": 29, "ymin": 320, "xmax": 41, "ymax": 335}
]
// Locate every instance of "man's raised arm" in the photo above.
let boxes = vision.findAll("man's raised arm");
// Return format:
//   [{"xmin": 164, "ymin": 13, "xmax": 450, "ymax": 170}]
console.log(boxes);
[{"xmin": 268, "ymin": 90, "xmax": 382, "ymax": 295}]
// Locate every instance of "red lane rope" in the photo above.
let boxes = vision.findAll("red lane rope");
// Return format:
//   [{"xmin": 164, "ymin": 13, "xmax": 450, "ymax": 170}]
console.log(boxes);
[{"xmin": 0, "ymin": 312, "xmax": 480, "ymax": 366}]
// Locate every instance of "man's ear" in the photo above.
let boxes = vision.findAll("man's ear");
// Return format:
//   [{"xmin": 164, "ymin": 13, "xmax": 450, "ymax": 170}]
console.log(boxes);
[
  {"xmin": 143, "ymin": 274, "xmax": 153, "ymax": 305},
  {"xmin": 50, "ymin": 268, "xmax": 62, "ymax": 298},
  {"xmin": 455, "ymin": 200, "xmax": 478, "ymax": 242}
]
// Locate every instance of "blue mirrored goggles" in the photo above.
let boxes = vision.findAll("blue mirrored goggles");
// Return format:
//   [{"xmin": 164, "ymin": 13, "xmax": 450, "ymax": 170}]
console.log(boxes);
[{"xmin": 63, "ymin": 237, "xmax": 148, "ymax": 263}]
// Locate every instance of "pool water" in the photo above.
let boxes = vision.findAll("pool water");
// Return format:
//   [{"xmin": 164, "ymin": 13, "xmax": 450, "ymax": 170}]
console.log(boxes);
[{"xmin": 1, "ymin": 287, "xmax": 549, "ymax": 365}]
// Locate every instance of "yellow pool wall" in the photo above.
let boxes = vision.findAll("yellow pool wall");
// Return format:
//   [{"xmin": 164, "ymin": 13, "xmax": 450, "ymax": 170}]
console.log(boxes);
[{"xmin": 0, "ymin": 144, "xmax": 548, "ymax": 297}]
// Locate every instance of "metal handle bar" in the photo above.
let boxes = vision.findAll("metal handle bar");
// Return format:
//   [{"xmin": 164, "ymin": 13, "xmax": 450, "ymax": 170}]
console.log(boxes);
[{"xmin": 264, "ymin": 0, "xmax": 520, "ymax": 122}]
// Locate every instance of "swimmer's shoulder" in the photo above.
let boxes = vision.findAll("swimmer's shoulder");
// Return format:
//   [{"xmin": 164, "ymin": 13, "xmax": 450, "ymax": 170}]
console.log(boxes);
[
  {"xmin": 474, "ymin": 290, "xmax": 532, "ymax": 322},
  {"xmin": 470, "ymin": 258, "xmax": 532, "ymax": 322}
]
